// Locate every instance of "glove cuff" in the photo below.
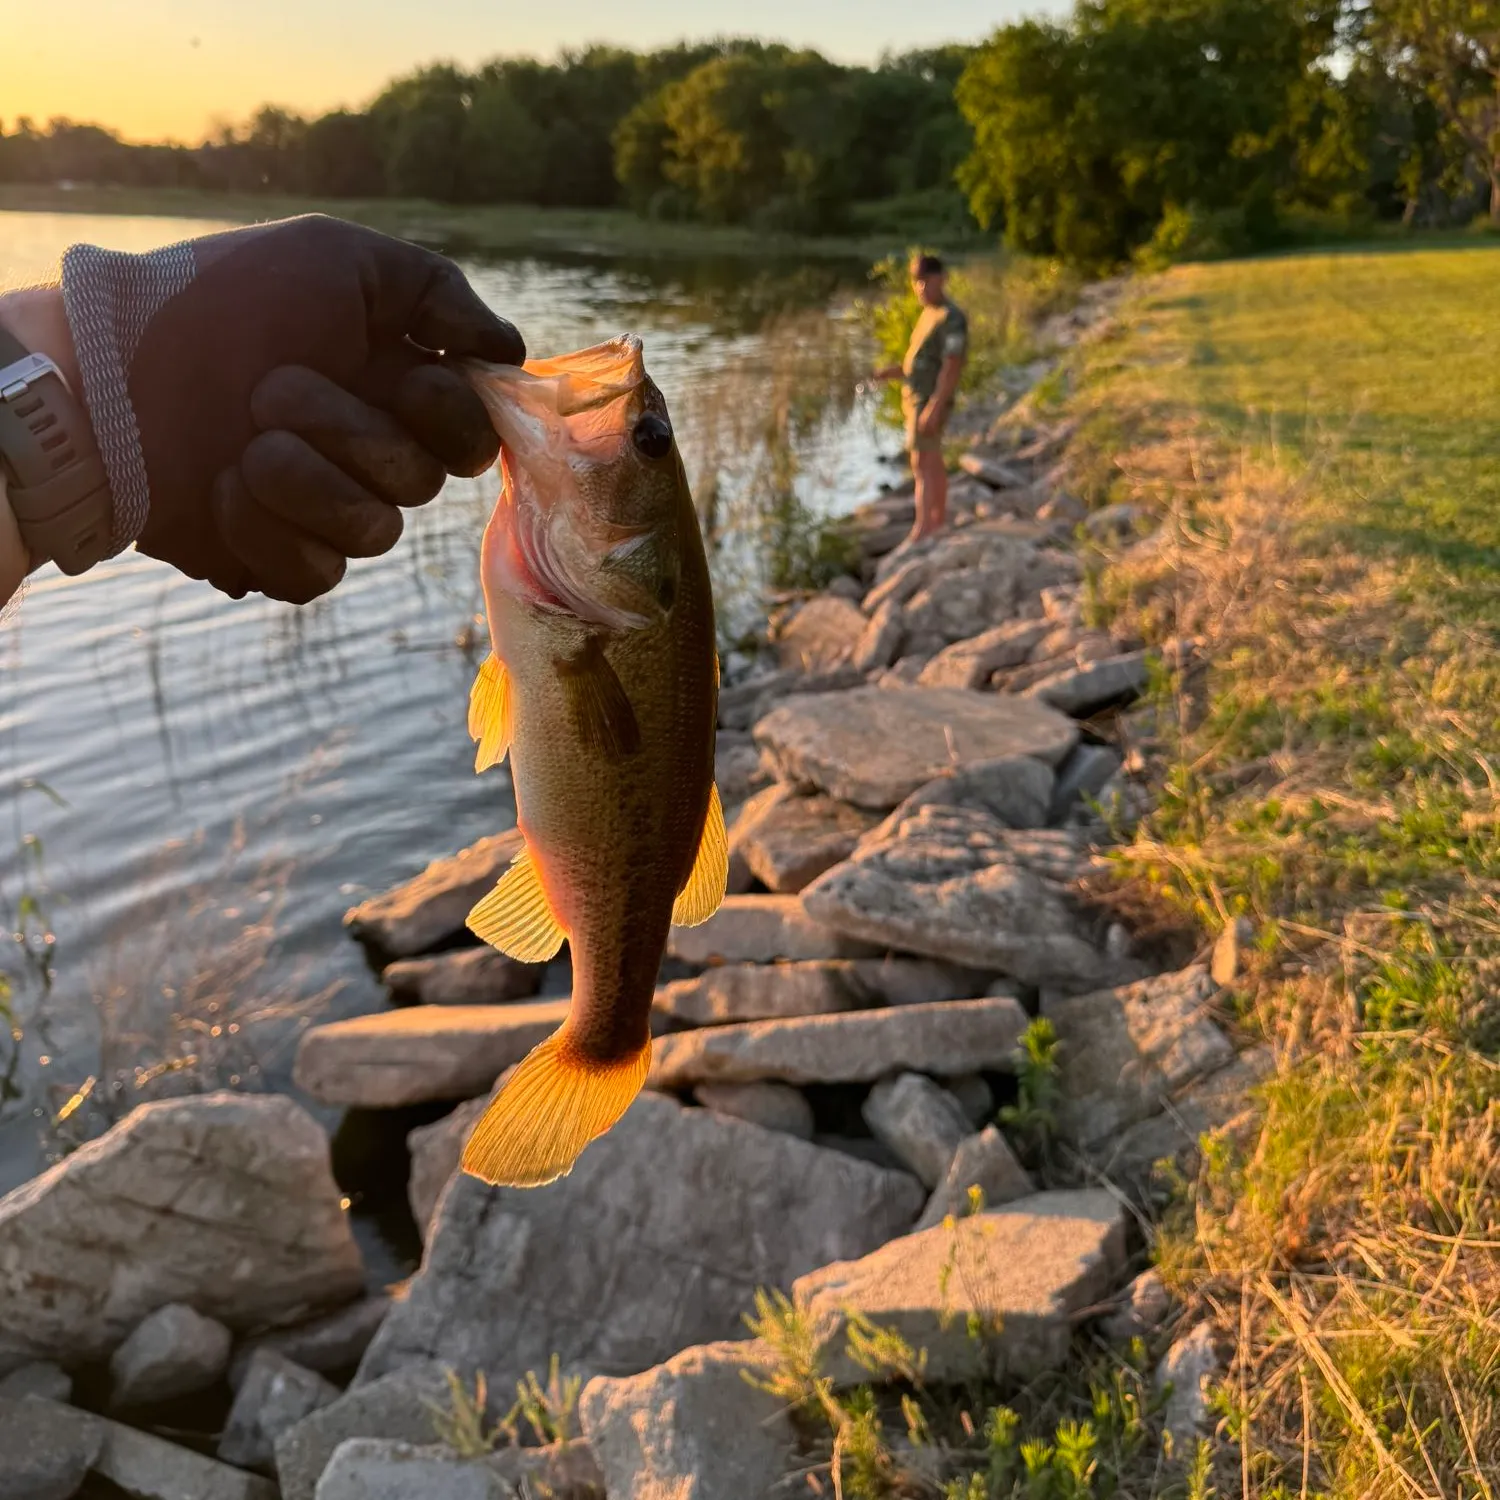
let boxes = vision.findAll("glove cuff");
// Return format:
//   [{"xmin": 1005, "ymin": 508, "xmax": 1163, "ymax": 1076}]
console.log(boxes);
[{"xmin": 60, "ymin": 241, "xmax": 198, "ymax": 554}]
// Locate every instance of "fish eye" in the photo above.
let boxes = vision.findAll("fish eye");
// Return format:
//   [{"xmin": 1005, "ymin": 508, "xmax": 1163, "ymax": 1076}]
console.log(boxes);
[{"xmin": 632, "ymin": 413, "xmax": 674, "ymax": 460}]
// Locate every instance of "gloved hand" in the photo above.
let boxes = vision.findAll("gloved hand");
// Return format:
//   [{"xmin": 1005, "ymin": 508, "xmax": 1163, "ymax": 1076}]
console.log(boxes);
[{"xmin": 62, "ymin": 215, "xmax": 524, "ymax": 602}]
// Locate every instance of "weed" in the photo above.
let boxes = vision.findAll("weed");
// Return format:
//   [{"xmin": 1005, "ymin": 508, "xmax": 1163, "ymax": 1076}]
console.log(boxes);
[
  {"xmin": 503, "ymin": 1354, "xmax": 583, "ymax": 1448},
  {"xmin": 426, "ymin": 1368, "xmax": 505, "ymax": 1458},
  {"xmin": 998, "ymin": 1018, "xmax": 1061, "ymax": 1165}
]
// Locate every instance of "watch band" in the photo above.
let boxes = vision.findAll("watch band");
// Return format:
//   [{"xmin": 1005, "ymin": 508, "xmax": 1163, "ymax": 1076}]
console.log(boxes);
[{"xmin": 0, "ymin": 326, "xmax": 114, "ymax": 575}]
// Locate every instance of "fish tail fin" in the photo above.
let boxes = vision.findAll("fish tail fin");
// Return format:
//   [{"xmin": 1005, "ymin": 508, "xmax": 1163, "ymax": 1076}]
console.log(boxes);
[{"xmin": 460, "ymin": 1027, "xmax": 651, "ymax": 1188}]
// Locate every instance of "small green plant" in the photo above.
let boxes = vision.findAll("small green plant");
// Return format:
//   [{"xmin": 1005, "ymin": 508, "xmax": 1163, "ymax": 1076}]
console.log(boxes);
[
  {"xmin": 426, "ymin": 1369, "xmax": 504, "ymax": 1457},
  {"xmin": 503, "ymin": 1353, "xmax": 582, "ymax": 1447},
  {"xmin": 998, "ymin": 1017, "xmax": 1061, "ymax": 1161}
]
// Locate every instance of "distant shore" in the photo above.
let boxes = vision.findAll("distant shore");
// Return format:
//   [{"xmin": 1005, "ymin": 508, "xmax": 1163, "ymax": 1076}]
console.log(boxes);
[{"xmin": 0, "ymin": 184, "xmax": 976, "ymax": 262}]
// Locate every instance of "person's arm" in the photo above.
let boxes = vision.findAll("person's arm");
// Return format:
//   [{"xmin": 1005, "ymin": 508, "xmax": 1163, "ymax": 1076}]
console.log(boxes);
[
  {"xmin": 871, "ymin": 363, "xmax": 904, "ymax": 381},
  {"xmin": 918, "ymin": 352, "xmax": 966, "ymax": 437},
  {"xmin": 0, "ymin": 285, "xmax": 81, "ymax": 605}
]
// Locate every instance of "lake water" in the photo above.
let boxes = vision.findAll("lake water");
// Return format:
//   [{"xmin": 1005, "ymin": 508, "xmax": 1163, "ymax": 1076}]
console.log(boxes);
[{"xmin": 0, "ymin": 211, "xmax": 893, "ymax": 1220}]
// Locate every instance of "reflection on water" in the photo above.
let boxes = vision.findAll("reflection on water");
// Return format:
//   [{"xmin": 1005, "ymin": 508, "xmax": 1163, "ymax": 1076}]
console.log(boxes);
[{"xmin": 0, "ymin": 211, "xmax": 892, "ymax": 1205}]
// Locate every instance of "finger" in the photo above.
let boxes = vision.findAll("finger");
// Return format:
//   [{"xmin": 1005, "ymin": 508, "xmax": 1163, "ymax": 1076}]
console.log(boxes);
[
  {"xmin": 366, "ymin": 240, "xmax": 525, "ymax": 363},
  {"xmin": 251, "ymin": 366, "xmax": 445, "ymax": 507},
  {"xmin": 356, "ymin": 344, "xmax": 501, "ymax": 479},
  {"xmin": 241, "ymin": 431, "xmax": 405, "ymax": 558},
  {"xmin": 212, "ymin": 466, "xmax": 347, "ymax": 605}
]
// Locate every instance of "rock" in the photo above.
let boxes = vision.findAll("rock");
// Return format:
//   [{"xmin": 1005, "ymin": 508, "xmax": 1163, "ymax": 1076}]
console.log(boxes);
[
  {"xmin": 293, "ymin": 1000, "xmax": 571, "ymax": 1108},
  {"xmin": 914, "ymin": 1126, "xmax": 1034, "ymax": 1230},
  {"xmin": 1043, "ymin": 966, "xmax": 1235, "ymax": 1147},
  {"xmin": 0, "ymin": 1361, "xmax": 71, "ymax": 1403},
  {"xmin": 313, "ymin": 1439, "xmax": 602, "ymax": 1500},
  {"xmin": 1039, "ymin": 583, "xmax": 1080, "ymax": 621},
  {"xmin": 754, "ymin": 686, "xmax": 1076, "ymax": 810},
  {"xmin": 487, "ymin": 1441, "xmax": 602, "ymax": 1498},
  {"xmin": 1211, "ymin": 916, "xmax": 1255, "ymax": 985},
  {"xmin": 407, "ymin": 1099, "xmax": 487, "ymax": 1237},
  {"xmin": 825, "ymin": 574, "xmax": 864, "ymax": 602},
  {"xmin": 861, "ymin": 1073, "xmax": 972, "ymax": 1188},
  {"xmin": 882, "ymin": 754, "xmax": 1055, "ymax": 832},
  {"xmin": 902, "ymin": 563, "xmax": 1043, "ymax": 655},
  {"xmin": 580, "ymin": 1340, "xmax": 793, "ymax": 1500},
  {"xmin": 230, "ymin": 1296, "xmax": 394, "ymax": 1390},
  {"xmin": 1049, "ymin": 743, "xmax": 1124, "ymax": 821},
  {"xmin": 358, "ymin": 1092, "xmax": 923, "ymax": 1390},
  {"xmin": 109, "ymin": 1303, "xmax": 232, "ymax": 1407},
  {"xmin": 851, "ymin": 597, "xmax": 904, "ymax": 672},
  {"xmin": 692, "ymin": 1082, "xmax": 814, "ymax": 1139},
  {"xmin": 917, "ymin": 621, "xmax": 1049, "ymax": 690},
  {"xmin": 866, "ymin": 519, "xmax": 1064, "ymax": 603},
  {"xmin": 946, "ymin": 1073, "xmax": 995, "ymax": 1126},
  {"xmin": 1037, "ymin": 491, "xmax": 1087, "ymax": 526},
  {"xmin": 1156, "ymin": 1322, "xmax": 1222, "ymax": 1456},
  {"xmin": 655, "ymin": 962, "xmax": 859, "ymax": 1026},
  {"xmin": 731, "ymin": 788, "xmax": 879, "ymax": 894},
  {"xmin": 275, "ymin": 1363, "xmax": 453, "ymax": 1500},
  {"xmin": 772, "ymin": 595, "xmax": 868, "ymax": 672},
  {"xmin": 715, "ymin": 730, "xmax": 769, "ymax": 806},
  {"xmin": 344, "ymin": 830, "xmax": 523, "ymax": 960},
  {"xmin": 1101, "ymin": 1269, "xmax": 1172, "ymax": 1342},
  {"xmin": 648, "ymin": 996, "xmax": 1028, "ymax": 1089},
  {"xmin": 0, "ymin": 1093, "xmax": 363, "ymax": 1372},
  {"xmin": 958, "ymin": 450, "xmax": 1029, "ymax": 488},
  {"xmin": 220, "ymin": 1351, "xmax": 341, "ymax": 1472},
  {"xmin": 801, "ymin": 805, "xmax": 1104, "ymax": 985},
  {"xmin": 716, "ymin": 670, "xmax": 798, "ymax": 732},
  {"xmin": 0, "ymin": 1395, "xmax": 102, "ymax": 1500},
  {"xmin": 382, "ymin": 947, "xmax": 543, "ymax": 1007},
  {"xmin": 846, "ymin": 957, "xmax": 991, "ymax": 1007},
  {"xmin": 1084, "ymin": 503, "xmax": 1148, "ymax": 543},
  {"xmin": 794, "ymin": 1189, "xmax": 1127, "ymax": 1387},
  {"xmin": 95, "ymin": 1411, "xmax": 279, "ymax": 1500},
  {"xmin": 1024, "ymin": 652, "xmax": 1150, "ymax": 717},
  {"xmin": 667, "ymin": 895, "xmax": 878, "ymax": 965}
]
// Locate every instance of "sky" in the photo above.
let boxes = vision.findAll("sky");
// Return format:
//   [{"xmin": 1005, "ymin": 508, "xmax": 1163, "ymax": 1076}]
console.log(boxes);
[{"xmin": 4, "ymin": 0, "xmax": 1053, "ymax": 146}]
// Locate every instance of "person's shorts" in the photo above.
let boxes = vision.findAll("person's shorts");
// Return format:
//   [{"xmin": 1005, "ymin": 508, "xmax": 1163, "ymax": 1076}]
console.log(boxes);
[{"xmin": 902, "ymin": 390, "xmax": 948, "ymax": 454}]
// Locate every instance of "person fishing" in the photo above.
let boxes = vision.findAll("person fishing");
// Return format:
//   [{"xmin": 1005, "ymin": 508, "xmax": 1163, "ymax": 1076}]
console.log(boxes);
[
  {"xmin": 871, "ymin": 252, "xmax": 968, "ymax": 551},
  {"xmin": 0, "ymin": 216, "xmax": 525, "ymax": 609}
]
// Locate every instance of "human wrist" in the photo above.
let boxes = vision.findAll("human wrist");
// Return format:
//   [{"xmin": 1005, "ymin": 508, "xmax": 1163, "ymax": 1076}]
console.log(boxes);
[
  {"xmin": 0, "ymin": 470, "xmax": 32, "ymax": 602},
  {"xmin": 0, "ymin": 286, "xmax": 83, "ymax": 397}
]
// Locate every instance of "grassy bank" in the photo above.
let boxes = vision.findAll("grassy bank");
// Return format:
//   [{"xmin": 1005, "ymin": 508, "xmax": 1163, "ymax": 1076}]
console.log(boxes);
[
  {"xmin": 1070, "ymin": 245, "xmax": 1500, "ymax": 1494},
  {"xmin": 0, "ymin": 183, "xmax": 975, "ymax": 263}
]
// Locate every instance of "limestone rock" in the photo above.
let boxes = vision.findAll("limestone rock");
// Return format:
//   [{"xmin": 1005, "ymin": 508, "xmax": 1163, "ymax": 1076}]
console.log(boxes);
[
  {"xmin": 851, "ymin": 597, "xmax": 904, "ymax": 673},
  {"xmin": 958, "ymin": 450, "xmax": 1029, "ymax": 489},
  {"xmin": 109, "ymin": 1303, "xmax": 232, "ymax": 1407},
  {"xmin": 293, "ymin": 1000, "xmax": 571, "ymax": 1108},
  {"xmin": 382, "ymin": 947, "xmax": 543, "ymax": 1007},
  {"xmin": 95, "ymin": 1411, "xmax": 279, "ymax": 1500},
  {"xmin": 692, "ymin": 1082, "xmax": 814, "ymax": 1139},
  {"xmin": 313, "ymin": 1439, "xmax": 602, "ymax": 1500},
  {"xmin": 275, "ymin": 1363, "xmax": 453, "ymax": 1500},
  {"xmin": 731, "ymin": 788, "xmax": 879, "ymax": 893},
  {"xmin": 580, "ymin": 1340, "xmax": 793, "ymax": 1500},
  {"xmin": 0, "ymin": 1361, "xmax": 71, "ymax": 1403},
  {"xmin": 862, "ymin": 1073, "xmax": 972, "ymax": 1188},
  {"xmin": 357, "ymin": 1093, "xmax": 923, "ymax": 1390},
  {"xmin": 344, "ymin": 830, "xmax": 522, "ymax": 960},
  {"xmin": 801, "ymin": 805, "xmax": 1104, "ymax": 984},
  {"xmin": 772, "ymin": 594, "xmax": 868, "ymax": 672},
  {"xmin": 0, "ymin": 1093, "xmax": 363, "ymax": 1372},
  {"xmin": 1043, "ymin": 966, "xmax": 1235, "ymax": 1147},
  {"xmin": 715, "ymin": 729, "xmax": 769, "ymax": 807},
  {"xmin": 655, "ymin": 961, "xmax": 859, "ymax": 1027},
  {"xmin": 407, "ymin": 1098, "xmax": 487, "ymax": 1238},
  {"xmin": 754, "ymin": 686, "xmax": 1076, "ymax": 810},
  {"xmin": 880, "ymin": 753, "xmax": 1055, "ymax": 832},
  {"xmin": 648, "ymin": 996, "xmax": 1028, "ymax": 1089},
  {"xmin": 0, "ymin": 1394, "xmax": 102, "ymax": 1500},
  {"xmin": 230, "ymin": 1296, "xmax": 394, "ymax": 1389},
  {"xmin": 1038, "ymin": 491, "xmax": 1087, "ymax": 526},
  {"xmin": 793, "ymin": 1189, "xmax": 1127, "ymax": 1386},
  {"xmin": 220, "ymin": 1350, "xmax": 341, "ymax": 1472},
  {"xmin": 947, "ymin": 1074, "xmax": 995, "ymax": 1126},
  {"xmin": 914, "ymin": 1126, "xmax": 1034, "ymax": 1231},
  {"xmin": 1156, "ymin": 1322, "xmax": 1222, "ymax": 1456},
  {"xmin": 902, "ymin": 563, "xmax": 1035, "ymax": 655},
  {"xmin": 917, "ymin": 620, "xmax": 1049, "ymax": 690},
  {"xmin": 1050, "ymin": 743, "xmax": 1124, "ymax": 821},
  {"xmin": 1101, "ymin": 1270, "xmax": 1172, "ymax": 1343},
  {"xmin": 667, "ymin": 895, "xmax": 878, "ymax": 965},
  {"xmin": 1025, "ymin": 652, "xmax": 1150, "ymax": 717},
  {"xmin": 846, "ymin": 957, "xmax": 991, "ymax": 1007}
]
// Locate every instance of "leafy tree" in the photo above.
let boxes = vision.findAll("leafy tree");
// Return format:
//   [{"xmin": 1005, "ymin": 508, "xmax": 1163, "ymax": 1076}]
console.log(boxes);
[{"xmin": 305, "ymin": 111, "xmax": 385, "ymax": 198}]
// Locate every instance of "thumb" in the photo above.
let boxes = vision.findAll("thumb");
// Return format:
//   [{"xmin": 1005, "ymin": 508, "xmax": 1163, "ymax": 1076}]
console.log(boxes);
[{"xmin": 371, "ymin": 240, "xmax": 526, "ymax": 365}]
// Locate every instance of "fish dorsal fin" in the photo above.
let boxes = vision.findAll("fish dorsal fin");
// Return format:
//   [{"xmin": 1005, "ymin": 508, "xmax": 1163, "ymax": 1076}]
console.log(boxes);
[
  {"xmin": 461, "ymin": 1028, "xmax": 651, "ymax": 1187},
  {"xmin": 555, "ymin": 637, "xmax": 641, "ymax": 761},
  {"xmin": 469, "ymin": 655, "xmax": 514, "ymax": 773},
  {"xmin": 671, "ymin": 783, "xmax": 728, "ymax": 927},
  {"xmin": 467, "ymin": 843, "xmax": 567, "ymax": 961}
]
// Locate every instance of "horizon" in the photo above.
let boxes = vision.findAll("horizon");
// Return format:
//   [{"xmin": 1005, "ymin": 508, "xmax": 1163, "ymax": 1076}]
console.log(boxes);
[{"xmin": 4, "ymin": 0, "xmax": 1057, "ymax": 147}]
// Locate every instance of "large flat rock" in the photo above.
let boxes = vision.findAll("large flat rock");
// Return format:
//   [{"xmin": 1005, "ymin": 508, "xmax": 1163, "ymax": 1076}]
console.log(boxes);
[
  {"xmin": 344, "ymin": 830, "xmax": 523, "ymax": 960},
  {"xmin": 357, "ymin": 1091, "xmax": 923, "ymax": 1390},
  {"xmin": 0, "ymin": 1094, "xmax": 363, "ymax": 1373},
  {"xmin": 772, "ymin": 595, "xmax": 869, "ymax": 672},
  {"xmin": 754, "ymin": 686, "xmax": 1076, "ymax": 810},
  {"xmin": 802, "ymin": 804, "xmax": 1105, "ymax": 984},
  {"xmin": 793, "ymin": 1188, "xmax": 1126, "ymax": 1386},
  {"xmin": 382, "ymin": 946, "xmax": 544, "ymax": 1006},
  {"xmin": 654, "ymin": 961, "xmax": 860, "ymax": 1026},
  {"xmin": 667, "ymin": 894, "xmax": 879, "ymax": 965},
  {"xmin": 648, "ymin": 997, "xmax": 1028, "ymax": 1089},
  {"xmin": 730, "ymin": 786, "xmax": 879, "ymax": 893},
  {"xmin": 293, "ymin": 1000, "xmax": 571, "ymax": 1108}
]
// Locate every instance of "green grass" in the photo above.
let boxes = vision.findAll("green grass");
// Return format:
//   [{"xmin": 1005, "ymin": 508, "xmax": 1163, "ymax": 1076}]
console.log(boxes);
[{"xmin": 1070, "ymin": 245, "xmax": 1500, "ymax": 1497}]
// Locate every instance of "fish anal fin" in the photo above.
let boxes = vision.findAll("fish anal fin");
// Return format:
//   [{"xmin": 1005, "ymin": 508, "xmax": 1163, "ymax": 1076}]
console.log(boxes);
[
  {"xmin": 466, "ymin": 845, "xmax": 567, "ymax": 962},
  {"xmin": 556, "ymin": 637, "xmax": 641, "ymax": 760},
  {"xmin": 469, "ymin": 655, "xmax": 514, "ymax": 773},
  {"xmin": 461, "ymin": 1029, "xmax": 651, "ymax": 1187},
  {"xmin": 671, "ymin": 782, "xmax": 728, "ymax": 927}
]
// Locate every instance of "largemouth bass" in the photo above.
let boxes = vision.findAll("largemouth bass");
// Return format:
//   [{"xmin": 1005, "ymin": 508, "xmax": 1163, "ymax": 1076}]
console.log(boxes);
[{"xmin": 458, "ymin": 335, "xmax": 725, "ymax": 1187}]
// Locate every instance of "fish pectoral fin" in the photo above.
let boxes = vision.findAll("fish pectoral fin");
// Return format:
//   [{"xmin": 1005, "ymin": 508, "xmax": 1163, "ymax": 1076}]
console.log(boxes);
[
  {"xmin": 469, "ymin": 654, "xmax": 514, "ymax": 773},
  {"xmin": 555, "ymin": 637, "xmax": 642, "ymax": 761},
  {"xmin": 461, "ymin": 1029, "xmax": 651, "ymax": 1188},
  {"xmin": 466, "ymin": 844, "xmax": 567, "ymax": 962},
  {"xmin": 671, "ymin": 782, "xmax": 728, "ymax": 927}
]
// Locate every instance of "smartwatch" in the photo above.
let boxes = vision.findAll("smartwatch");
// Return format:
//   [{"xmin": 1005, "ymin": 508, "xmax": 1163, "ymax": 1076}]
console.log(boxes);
[{"xmin": 0, "ymin": 326, "xmax": 113, "ymax": 575}]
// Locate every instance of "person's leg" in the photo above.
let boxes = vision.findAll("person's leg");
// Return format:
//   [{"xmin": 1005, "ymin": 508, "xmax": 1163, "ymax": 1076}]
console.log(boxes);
[{"xmin": 916, "ymin": 448, "xmax": 947, "ymax": 539}]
